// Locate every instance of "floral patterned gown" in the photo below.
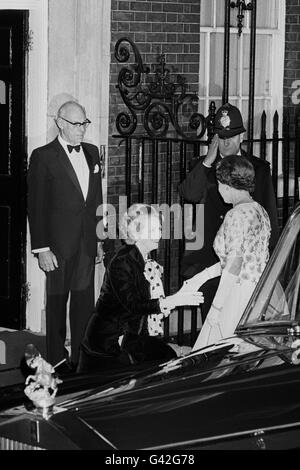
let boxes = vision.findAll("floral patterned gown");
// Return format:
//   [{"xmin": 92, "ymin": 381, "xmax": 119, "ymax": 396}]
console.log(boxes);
[{"xmin": 193, "ymin": 201, "xmax": 271, "ymax": 349}]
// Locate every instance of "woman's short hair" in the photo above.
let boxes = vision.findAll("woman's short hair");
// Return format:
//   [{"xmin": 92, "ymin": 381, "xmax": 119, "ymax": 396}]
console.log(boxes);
[
  {"xmin": 119, "ymin": 203, "xmax": 161, "ymax": 245},
  {"xmin": 216, "ymin": 155, "xmax": 255, "ymax": 193}
]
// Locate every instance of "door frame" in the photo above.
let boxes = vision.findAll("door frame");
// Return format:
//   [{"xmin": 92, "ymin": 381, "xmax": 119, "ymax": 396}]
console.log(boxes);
[
  {"xmin": 0, "ymin": 1, "xmax": 49, "ymax": 152},
  {"xmin": 0, "ymin": 0, "xmax": 111, "ymax": 332},
  {"xmin": 0, "ymin": 9, "xmax": 28, "ymax": 329},
  {"xmin": 0, "ymin": 0, "xmax": 48, "ymax": 331}
]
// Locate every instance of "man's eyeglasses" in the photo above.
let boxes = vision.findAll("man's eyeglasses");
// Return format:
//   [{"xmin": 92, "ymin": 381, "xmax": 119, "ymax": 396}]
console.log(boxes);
[{"xmin": 60, "ymin": 117, "xmax": 91, "ymax": 129}]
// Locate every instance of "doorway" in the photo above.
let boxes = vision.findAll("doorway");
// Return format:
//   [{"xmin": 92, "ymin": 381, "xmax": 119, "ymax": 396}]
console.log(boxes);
[{"xmin": 0, "ymin": 10, "xmax": 27, "ymax": 329}]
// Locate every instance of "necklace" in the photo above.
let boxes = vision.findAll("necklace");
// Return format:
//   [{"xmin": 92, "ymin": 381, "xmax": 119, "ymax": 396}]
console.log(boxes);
[{"xmin": 234, "ymin": 197, "xmax": 253, "ymax": 206}]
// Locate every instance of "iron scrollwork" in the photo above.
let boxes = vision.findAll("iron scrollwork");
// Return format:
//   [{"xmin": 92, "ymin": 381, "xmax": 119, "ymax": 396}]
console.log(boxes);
[{"xmin": 115, "ymin": 37, "xmax": 206, "ymax": 140}]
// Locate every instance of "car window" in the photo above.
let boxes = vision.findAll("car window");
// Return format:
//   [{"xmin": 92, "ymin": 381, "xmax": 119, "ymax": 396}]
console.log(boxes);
[{"xmin": 238, "ymin": 205, "xmax": 300, "ymax": 328}]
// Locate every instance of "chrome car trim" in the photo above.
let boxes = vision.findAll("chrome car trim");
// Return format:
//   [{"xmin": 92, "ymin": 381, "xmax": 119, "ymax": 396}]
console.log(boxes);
[
  {"xmin": 141, "ymin": 420, "xmax": 300, "ymax": 450},
  {"xmin": 58, "ymin": 379, "xmax": 137, "ymax": 409},
  {"xmin": 0, "ymin": 437, "xmax": 44, "ymax": 450},
  {"xmin": 288, "ymin": 325, "xmax": 300, "ymax": 336},
  {"xmin": 76, "ymin": 416, "xmax": 118, "ymax": 450},
  {"xmin": 235, "ymin": 320, "xmax": 299, "ymax": 336}
]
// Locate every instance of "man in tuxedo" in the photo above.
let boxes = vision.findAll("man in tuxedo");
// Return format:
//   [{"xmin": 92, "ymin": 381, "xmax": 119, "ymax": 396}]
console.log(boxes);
[
  {"xmin": 179, "ymin": 102, "xmax": 279, "ymax": 322},
  {"xmin": 27, "ymin": 101, "xmax": 103, "ymax": 368}
]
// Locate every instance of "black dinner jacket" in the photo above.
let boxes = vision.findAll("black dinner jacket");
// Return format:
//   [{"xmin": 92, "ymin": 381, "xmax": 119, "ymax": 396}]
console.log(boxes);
[{"xmin": 27, "ymin": 137, "xmax": 103, "ymax": 259}]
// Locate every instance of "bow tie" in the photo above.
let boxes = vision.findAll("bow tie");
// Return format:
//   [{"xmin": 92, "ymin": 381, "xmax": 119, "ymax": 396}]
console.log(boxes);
[{"xmin": 67, "ymin": 144, "xmax": 81, "ymax": 153}]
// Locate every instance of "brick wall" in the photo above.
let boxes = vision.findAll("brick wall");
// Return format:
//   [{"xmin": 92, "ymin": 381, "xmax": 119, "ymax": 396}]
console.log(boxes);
[
  {"xmin": 284, "ymin": 0, "xmax": 300, "ymax": 136},
  {"xmin": 108, "ymin": 0, "xmax": 201, "ymax": 208},
  {"xmin": 106, "ymin": 1, "xmax": 297, "ymax": 270},
  {"xmin": 104, "ymin": 0, "xmax": 201, "ymax": 285},
  {"xmin": 282, "ymin": 0, "xmax": 300, "ymax": 226}
]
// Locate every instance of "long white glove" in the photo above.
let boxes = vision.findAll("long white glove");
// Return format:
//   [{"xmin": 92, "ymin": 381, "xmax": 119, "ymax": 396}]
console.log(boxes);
[
  {"xmin": 179, "ymin": 262, "xmax": 221, "ymax": 294},
  {"xmin": 160, "ymin": 291, "xmax": 204, "ymax": 313}
]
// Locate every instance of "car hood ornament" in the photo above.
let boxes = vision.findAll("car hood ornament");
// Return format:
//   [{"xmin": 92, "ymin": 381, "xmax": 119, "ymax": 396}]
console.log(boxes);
[{"xmin": 23, "ymin": 344, "xmax": 63, "ymax": 420}]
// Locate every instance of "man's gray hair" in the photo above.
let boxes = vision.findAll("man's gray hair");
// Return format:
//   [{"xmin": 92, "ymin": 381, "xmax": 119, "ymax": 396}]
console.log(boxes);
[{"xmin": 57, "ymin": 101, "xmax": 86, "ymax": 119}]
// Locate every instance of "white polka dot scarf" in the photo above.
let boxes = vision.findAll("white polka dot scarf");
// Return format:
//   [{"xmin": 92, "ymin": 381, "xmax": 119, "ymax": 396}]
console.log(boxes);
[{"xmin": 143, "ymin": 259, "xmax": 168, "ymax": 336}]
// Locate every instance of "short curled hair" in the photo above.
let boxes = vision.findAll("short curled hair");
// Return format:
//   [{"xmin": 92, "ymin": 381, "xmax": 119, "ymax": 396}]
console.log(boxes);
[
  {"xmin": 216, "ymin": 155, "xmax": 255, "ymax": 193},
  {"xmin": 119, "ymin": 203, "xmax": 161, "ymax": 245}
]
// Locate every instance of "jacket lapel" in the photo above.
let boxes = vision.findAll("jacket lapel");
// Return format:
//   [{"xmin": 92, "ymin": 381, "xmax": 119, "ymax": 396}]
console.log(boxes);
[
  {"xmin": 82, "ymin": 143, "xmax": 94, "ymax": 172},
  {"xmin": 53, "ymin": 138, "xmax": 84, "ymax": 197}
]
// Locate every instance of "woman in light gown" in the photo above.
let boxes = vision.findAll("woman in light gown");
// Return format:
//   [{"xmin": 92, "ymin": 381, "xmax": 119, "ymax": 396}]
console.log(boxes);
[{"xmin": 192, "ymin": 155, "xmax": 271, "ymax": 351}]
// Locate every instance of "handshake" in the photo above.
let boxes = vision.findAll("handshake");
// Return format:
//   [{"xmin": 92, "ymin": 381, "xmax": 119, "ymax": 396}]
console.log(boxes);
[
  {"xmin": 164, "ymin": 269, "xmax": 209, "ymax": 311},
  {"xmin": 165, "ymin": 290, "xmax": 204, "ymax": 311},
  {"xmin": 159, "ymin": 263, "xmax": 222, "ymax": 313},
  {"xmin": 180, "ymin": 263, "xmax": 221, "ymax": 294}
]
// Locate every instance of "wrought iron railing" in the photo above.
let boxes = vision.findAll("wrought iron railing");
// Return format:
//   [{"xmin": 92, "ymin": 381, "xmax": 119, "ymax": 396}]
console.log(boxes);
[
  {"xmin": 114, "ymin": 36, "xmax": 213, "ymax": 141},
  {"xmin": 113, "ymin": 36, "xmax": 300, "ymax": 346}
]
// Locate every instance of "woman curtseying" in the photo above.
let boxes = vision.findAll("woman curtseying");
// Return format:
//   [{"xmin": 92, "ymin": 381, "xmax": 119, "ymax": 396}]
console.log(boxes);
[{"xmin": 78, "ymin": 203, "xmax": 203, "ymax": 372}]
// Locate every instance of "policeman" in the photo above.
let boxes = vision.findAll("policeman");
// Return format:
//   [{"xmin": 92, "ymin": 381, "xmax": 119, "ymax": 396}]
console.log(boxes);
[{"xmin": 179, "ymin": 102, "xmax": 279, "ymax": 322}]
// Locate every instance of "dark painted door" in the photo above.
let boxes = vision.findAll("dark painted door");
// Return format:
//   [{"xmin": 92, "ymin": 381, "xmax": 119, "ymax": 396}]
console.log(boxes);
[{"xmin": 0, "ymin": 11, "xmax": 27, "ymax": 329}]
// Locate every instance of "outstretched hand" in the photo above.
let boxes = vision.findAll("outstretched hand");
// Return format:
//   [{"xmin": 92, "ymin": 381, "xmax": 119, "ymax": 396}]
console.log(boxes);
[
  {"xmin": 167, "ymin": 291, "xmax": 204, "ymax": 309},
  {"xmin": 179, "ymin": 263, "xmax": 221, "ymax": 294},
  {"xmin": 38, "ymin": 251, "xmax": 58, "ymax": 272},
  {"xmin": 179, "ymin": 270, "xmax": 210, "ymax": 294}
]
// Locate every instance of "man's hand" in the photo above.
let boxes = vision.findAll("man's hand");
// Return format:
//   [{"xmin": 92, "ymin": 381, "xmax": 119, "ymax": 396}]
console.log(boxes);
[
  {"xmin": 203, "ymin": 134, "xmax": 219, "ymax": 167},
  {"xmin": 38, "ymin": 250, "xmax": 58, "ymax": 272}
]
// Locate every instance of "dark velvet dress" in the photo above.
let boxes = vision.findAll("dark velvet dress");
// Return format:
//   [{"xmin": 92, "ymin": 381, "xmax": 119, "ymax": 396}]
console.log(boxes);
[{"xmin": 78, "ymin": 244, "xmax": 176, "ymax": 372}]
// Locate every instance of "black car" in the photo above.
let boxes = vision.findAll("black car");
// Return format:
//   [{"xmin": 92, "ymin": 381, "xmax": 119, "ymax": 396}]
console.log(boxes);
[{"xmin": 0, "ymin": 204, "xmax": 300, "ymax": 450}]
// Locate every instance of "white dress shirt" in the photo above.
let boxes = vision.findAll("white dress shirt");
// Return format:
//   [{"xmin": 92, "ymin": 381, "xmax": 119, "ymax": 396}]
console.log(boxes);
[{"xmin": 58, "ymin": 134, "xmax": 90, "ymax": 200}]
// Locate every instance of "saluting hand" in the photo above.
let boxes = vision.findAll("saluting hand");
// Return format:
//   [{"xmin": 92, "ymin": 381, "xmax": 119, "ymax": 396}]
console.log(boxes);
[
  {"xmin": 95, "ymin": 242, "xmax": 104, "ymax": 264},
  {"xmin": 38, "ymin": 250, "xmax": 58, "ymax": 272},
  {"xmin": 203, "ymin": 134, "xmax": 219, "ymax": 167}
]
